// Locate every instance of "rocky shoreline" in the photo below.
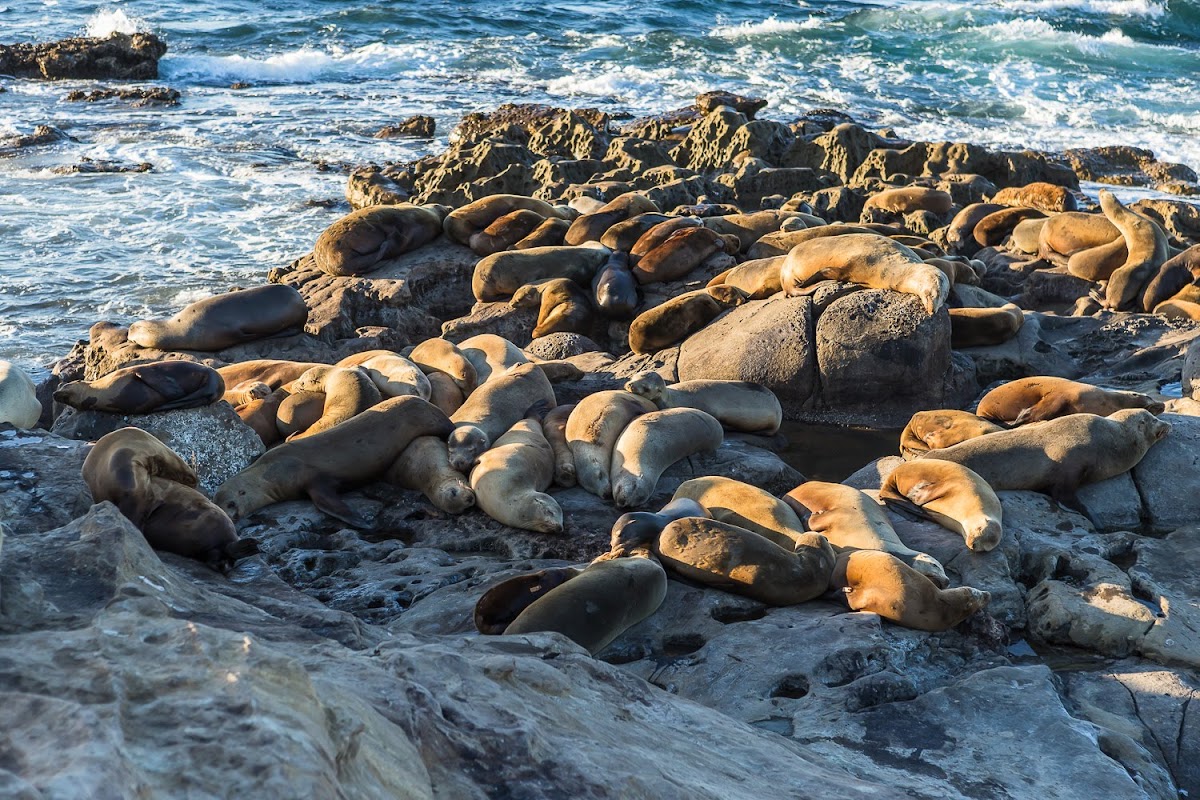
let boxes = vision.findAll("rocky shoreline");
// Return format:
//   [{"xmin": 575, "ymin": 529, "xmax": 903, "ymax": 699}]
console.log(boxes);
[{"xmin": 3, "ymin": 36, "xmax": 1200, "ymax": 798}]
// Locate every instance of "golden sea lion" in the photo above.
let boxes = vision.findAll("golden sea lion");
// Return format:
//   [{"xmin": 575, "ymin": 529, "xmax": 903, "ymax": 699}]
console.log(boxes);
[
  {"xmin": 472, "ymin": 244, "xmax": 611, "ymax": 302},
  {"xmin": 541, "ymin": 403, "xmax": 577, "ymax": 487},
  {"xmin": 707, "ymin": 255, "xmax": 785, "ymax": 299},
  {"xmin": 631, "ymin": 227, "xmax": 736, "ymax": 285},
  {"xmin": 624, "ymin": 371, "xmax": 782, "ymax": 434},
  {"xmin": 863, "ymin": 187, "xmax": 953, "ymax": 216},
  {"xmin": 468, "ymin": 209, "xmax": 547, "ymax": 256},
  {"xmin": 627, "ymin": 285, "xmax": 748, "ymax": 354},
  {"xmin": 949, "ymin": 303, "xmax": 1024, "ymax": 348},
  {"xmin": 337, "ymin": 350, "xmax": 431, "ymax": 399},
  {"xmin": 511, "ymin": 278, "xmax": 597, "ymax": 339},
  {"xmin": 286, "ymin": 366, "xmax": 381, "ymax": 441},
  {"xmin": 447, "ymin": 362, "xmax": 556, "ymax": 472},
  {"xmin": 835, "ymin": 550, "xmax": 990, "ymax": 631},
  {"xmin": 670, "ymin": 476, "xmax": 807, "ymax": 550},
  {"xmin": 565, "ymin": 193, "xmax": 659, "ymax": 245},
  {"xmin": 409, "ymin": 337, "xmax": 477, "ymax": 395},
  {"xmin": 973, "ymin": 207, "xmax": 1047, "ymax": 248},
  {"xmin": 899, "ymin": 409, "xmax": 1003, "ymax": 460},
  {"xmin": 514, "ymin": 216, "xmax": 570, "ymax": 249},
  {"xmin": 386, "ymin": 435, "xmax": 475, "ymax": 514},
  {"xmin": 990, "ymin": 183, "xmax": 1077, "ymax": 214},
  {"xmin": 1099, "ymin": 190, "xmax": 1171, "ymax": 311},
  {"xmin": 565, "ymin": 390, "xmax": 657, "ymax": 500},
  {"xmin": 976, "ymin": 376, "xmax": 1164, "ymax": 426},
  {"xmin": 610, "ymin": 407, "xmax": 724, "ymax": 508},
  {"xmin": 275, "ymin": 390, "xmax": 325, "ymax": 439},
  {"xmin": 701, "ymin": 210, "xmax": 807, "ymax": 252},
  {"xmin": 216, "ymin": 359, "xmax": 324, "ymax": 393},
  {"xmin": 0, "ymin": 360, "xmax": 42, "ymax": 429},
  {"xmin": 629, "ymin": 217, "xmax": 702, "ymax": 262},
  {"xmin": 470, "ymin": 418, "xmax": 562, "ymax": 533},
  {"xmin": 600, "ymin": 212, "xmax": 673, "ymax": 252},
  {"xmin": 443, "ymin": 195, "xmax": 563, "ymax": 246},
  {"xmin": 880, "ymin": 460, "xmax": 1003, "ymax": 552}
]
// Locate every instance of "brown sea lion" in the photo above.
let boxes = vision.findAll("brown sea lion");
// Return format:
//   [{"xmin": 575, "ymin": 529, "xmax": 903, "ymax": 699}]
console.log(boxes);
[
  {"xmin": 1008, "ymin": 217, "xmax": 1048, "ymax": 255},
  {"xmin": 565, "ymin": 390, "xmax": 658, "ymax": 499},
  {"xmin": 511, "ymin": 278, "xmax": 597, "ymax": 339},
  {"xmin": 447, "ymin": 362, "xmax": 556, "ymax": 472},
  {"xmin": 990, "ymin": 183, "xmax": 1077, "ymax": 214},
  {"xmin": 565, "ymin": 193, "xmax": 659, "ymax": 245},
  {"xmin": 1067, "ymin": 236, "xmax": 1129, "ymax": 282},
  {"xmin": 946, "ymin": 203, "xmax": 1004, "ymax": 255},
  {"xmin": 84, "ymin": 428, "xmax": 258, "ymax": 571},
  {"xmin": 472, "ymin": 244, "xmax": 611, "ymax": 302},
  {"xmin": 592, "ymin": 250, "xmax": 640, "ymax": 318},
  {"xmin": 468, "ymin": 209, "xmax": 547, "ymax": 256},
  {"xmin": 443, "ymin": 195, "xmax": 563, "ymax": 246},
  {"xmin": 624, "ymin": 371, "xmax": 782, "ymax": 434},
  {"xmin": 1100, "ymin": 190, "xmax": 1171, "ymax": 311},
  {"xmin": 600, "ymin": 212, "xmax": 673, "ymax": 252},
  {"xmin": 54, "ymin": 360, "xmax": 223, "ymax": 414},
  {"xmin": 514, "ymin": 216, "xmax": 571, "ymax": 249},
  {"xmin": 1142, "ymin": 244, "xmax": 1200, "ymax": 312},
  {"xmin": 128, "ymin": 284, "xmax": 308, "ymax": 351},
  {"xmin": 214, "ymin": 395, "xmax": 453, "ymax": 526},
  {"xmin": 670, "ymin": 476, "xmax": 807, "ymax": 550},
  {"xmin": 470, "ymin": 418, "xmax": 562, "ymax": 533},
  {"xmin": 900, "ymin": 409, "xmax": 1003, "ymax": 460},
  {"xmin": 976, "ymin": 376, "xmax": 1164, "ymax": 426},
  {"xmin": 707, "ymin": 255, "xmax": 785, "ymax": 299},
  {"xmin": 631, "ymin": 227, "xmax": 736, "ymax": 285},
  {"xmin": 286, "ymin": 366, "xmax": 382, "ymax": 441},
  {"xmin": 627, "ymin": 285, "xmax": 749, "ymax": 354},
  {"xmin": 746, "ymin": 224, "xmax": 875, "ymax": 260},
  {"xmin": 542, "ymin": 403, "xmax": 577, "ymax": 487},
  {"xmin": 314, "ymin": 204, "xmax": 446, "ymax": 276},
  {"xmin": 835, "ymin": 550, "xmax": 990, "ymax": 631},
  {"xmin": 608, "ymin": 497, "xmax": 710, "ymax": 557},
  {"xmin": 701, "ymin": 210, "xmax": 807, "ymax": 252},
  {"xmin": 610, "ymin": 407, "xmax": 724, "ymax": 508},
  {"xmin": 223, "ymin": 381, "xmax": 271, "ymax": 406},
  {"xmin": 337, "ymin": 350, "xmax": 431, "ymax": 399},
  {"xmin": 973, "ymin": 207, "xmax": 1046, "ymax": 248},
  {"xmin": 863, "ymin": 187, "xmax": 953, "ymax": 216},
  {"xmin": 1038, "ymin": 211, "xmax": 1120, "ymax": 261},
  {"xmin": 387, "ymin": 435, "xmax": 475, "ymax": 514},
  {"xmin": 629, "ymin": 217, "xmax": 703, "ymax": 262},
  {"xmin": 409, "ymin": 337, "xmax": 477, "ymax": 395},
  {"xmin": 216, "ymin": 359, "xmax": 324, "ymax": 393},
  {"xmin": 949, "ymin": 303, "xmax": 1024, "ymax": 348},
  {"xmin": 235, "ymin": 387, "xmax": 289, "ymax": 447},
  {"xmin": 880, "ymin": 460, "xmax": 1003, "ymax": 552},
  {"xmin": 925, "ymin": 257, "xmax": 980, "ymax": 286},
  {"xmin": 275, "ymin": 390, "xmax": 325, "ymax": 439},
  {"xmin": 456, "ymin": 333, "xmax": 529, "ymax": 384},
  {"xmin": 425, "ymin": 371, "xmax": 465, "ymax": 416}
]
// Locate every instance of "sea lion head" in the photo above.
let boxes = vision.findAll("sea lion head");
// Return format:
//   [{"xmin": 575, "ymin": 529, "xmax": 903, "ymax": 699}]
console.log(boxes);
[
  {"xmin": 420, "ymin": 203, "xmax": 451, "ymax": 223},
  {"xmin": 53, "ymin": 380, "xmax": 97, "ymax": 410},
  {"xmin": 910, "ymin": 266, "xmax": 951, "ymax": 315},
  {"xmin": 473, "ymin": 566, "xmax": 581, "ymax": 634},
  {"xmin": 707, "ymin": 284, "xmax": 750, "ymax": 307},
  {"xmin": 434, "ymin": 479, "xmax": 476, "ymax": 515},
  {"xmin": 717, "ymin": 233, "xmax": 742, "ymax": 253},
  {"xmin": 1111, "ymin": 407, "xmax": 1171, "ymax": 443},
  {"xmin": 447, "ymin": 424, "xmax": 489, "ymax": 473},
  {"xmin": 780, "ymin": 216, "xmax": 807, "ymax": 233},
  {"xmin": 623, "ymin": 370, "xmax": 666, "ymax": 402},
  {"xmin": 525, "ymin": 493, "xmax": 565, "ymax": 534},
  {"xmin": 963, "ymin": 517, "xmax": 1003, "ymax": 553},
  {"xmin": 126, "ymin": 319, "xmax": 165, "ymax": 348}
]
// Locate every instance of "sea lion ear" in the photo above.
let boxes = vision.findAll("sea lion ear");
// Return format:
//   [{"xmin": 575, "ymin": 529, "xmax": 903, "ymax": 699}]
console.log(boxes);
[{"xmin": 306, "ymin": 478, "xmax": 372, "ymax": 529}]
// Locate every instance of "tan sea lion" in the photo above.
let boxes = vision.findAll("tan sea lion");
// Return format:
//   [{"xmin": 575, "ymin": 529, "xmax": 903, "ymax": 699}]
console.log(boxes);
[
  {"xmin": 214, "ymin": 395, "xmax": 453, "ymax": 526},
  {"xmin": 863, "ymin": 187, "xmax": 953, "ymax": 216},
  {"xmin": 1142, "ymin": 244, "xmax": 1200, "ymax": 312},
  {"xmin": 542, "ymin": 403, "xmax": 577, "ymax": 487},
  {"xmin": 223, "ymin": 380, "xmax": 271, "ymax": 406},
  {"xmin": 1155, "ymin": 298, "xmax": 1200, "ymax": 320},
  {"xmin": 314, "ymin": 204, "xmax": 446, "ymax": 276},
  {"xmin": 565, "ymin": 390, "xmax": 658, "ymax": 499},
  {"xmin": 235, "ymin": 387, "xmax": 289, "ymax": 447},
  {"xmin": 608, "ymin": 497, "xmax": 709, "ymax": 557},
  {"xmin": 783, "ymin": 481, "xmax": 949, "ymax": 588},
  {"xmin": 835, "ymin": 550, "xmax": 990, "ymax": 631},
  {"xmin": 746, "ymin": 224, "xmax": 876, "ymax": 260},
  {"xmin": 425, "ymin": 371, "xmax": 465, "ymax": 416},
  {"xmin": 706, "ymin": 255, "xmax": 784, "ymax": 299},
  {"xmin": 0, "ymin": 361, "xmax": 41, "ymax": 429},
  {"xmin": 1100, "ymin": 190, "xmax": 1171, "ymax": 311},
  {"xmin": 472, "ymin": 244, "xmax": 611, "ymax": 302},
  {"xmin": 565, "ymin": 193, "xmax": 659, "ymax": 245},
  {"xmin": 627, "ymin": 285, "xmax": 748, "ymax": 354},
  {"xmin": 610, "ymin": 407, "xmax": 724, "ymax": 508},
  {"xmin": 447, "ymin": 362, "xmax": 555, "ymax": 472},
  {"xmin": 1007, "ymin": 217, "xmax": 1048, "ymax": 255},
  {"xmin": 925, "ymin": 257, "xmax": 980, "ymax": 286},
  {"xmin": 286, "ymin": 366, "xmax": 381, "ymax": 440},
  {"xmin": 973, "ymin": 207, "xmax": 1046, "ymax": 248},
  {"xmin": 275, "ymin": 390, "xmax": 325, "ymax": 439},
  {"xmin": 470, "ymin": 418, "xmax": 563, "ymax": 533},
  {"xmin": 128, "ymin": 284, "xmax": 308, "ymax": 351},
  {"xmin": 514, "ymin": 217, "xmax": 571, "ymax": 249},
  {"xmin": 990, "ymin": 183, "xmax": 1077, "ymax": 214},
  {"xmin": 387, "ymin": 435, "xmax": 475, "ymax": 514},
  {"xmin": 216, "ymin": 359, "xmax": 324, "ymax": 393},
  {"xmin": 409, "ymin": 337, "xmax": 477, "ymax": 394},
  {"xmin": 1067, "ymin": 235, "xmax": 1129, "ymax": 282},
  {"xmin": 629, "ymin": 217, "xmax": 702, "ymax": 262},
  {"xmin": 468, "ymin": 208, "xmax": 547, "ymax": 256},
  {"xmin": 946, "ymin": 203, "xmax": 1004, "ymax": 255},
  {"xmin": 701, "ymin": 210, "xmax": 806, "ymax": 252},
  {"xmin": 880, "ymin": 460, "xmax": 1003, "ymax": 552},
  {"xmin": 84, "ymin": 428, "xmax": 258, "ymax": 571},
  {"xmin": 337, "ymin": 350, "xmax": 431, "ymax": 399},
  {"xmin": 1038, "ymin": 211, "xmax": 1120, "ymax": 261},
  {"xmin": 949, "ymin": 303, "xmax": 1024, "ymax": 348},
  {"xmin": 670, "ymin": 476, "xmax": 807, "ymax": 550},
  {"xmin": 632, "ymin": 227, "xmax": 736, "ymax": 284},
  {"xmin": 976, "ymin": 376, "xmax": 1165, "ymax": 426},
  {"xmin": 443, "ymin": 195, "xmax": 563, "ymax": 246},
  {"xmin": 456, "ymin": 333, "xmax": 528, "ymax": 384},
  {"xmin": 599, "ymin": 212, "xmax": 673, "ymax": 252},
  {"xmin": 899, "ymin": 409, "xmax": 1003, "ymax": 459},
  {"xmin": 54, "ymin": 360, "xmax": 224, "ymax": 414},
  {"xmin": 780, "ymin": 233, "xmax": 949, "ymax": 314},
  {"xmin": 511, "ymin": 278, "xmax": 597, "ymax": 339},
  {"xmin": 624, "ymin": 371, "xmax": 782, "ymax": 434}
]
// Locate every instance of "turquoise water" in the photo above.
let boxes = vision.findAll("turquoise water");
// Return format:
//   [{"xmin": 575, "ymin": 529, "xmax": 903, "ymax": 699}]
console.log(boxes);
[{"xmin": 2, "ymin": 0, "xmax": 1198, "ymax": 375}]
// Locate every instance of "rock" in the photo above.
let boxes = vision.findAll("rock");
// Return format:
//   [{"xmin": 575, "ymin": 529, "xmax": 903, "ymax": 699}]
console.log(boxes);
[
  {"xmin": 1131, "ymin": 198, "xmax": 1200, "ymax": 248},
  {"xmin": 527, "ymin": 110, "xmax": 610, "ymax": 160},
  {"xmin": 955, "ymin": 313, "xmax": 1083, "ymax": 385},
  {"xmin": 695, "ymin": 90, "xmax": 767, "ymax": 119},
  {"xmin": 525, "ymin": 333, "xmax": 601, "ymax": 360},
  {"xmin": 1129, "ymin": 527, "xmax": 1200, "ymax": 670},
  {"xmin": 50, "ymin": 402, "xmax": 263, "ymax": 494},
  {"xmin": 851, "ymin": 141, "xmax": 1079, "ymax": 190},
  {"xmin": 345, "ymin": 164, "xmax": 412, "ymax": 208},
  {"xmin": 51, "ymin": 157, "xmax": 154, "ymax": 174},
  {"xmin": 669, "ymin": 106, "xmax": 748, "ymax": 173},
  {"xmin": 618, "ymin": 107, "xmax": 699, "ymax": 141},
  {"xmin": 373, "ymin": 114, "xmax": 435, "ymax": 138},
  {"xmin": 1131, "ymin": 413, "xmax": 1200, "ymax": 532},
  {"xmin": 1185, "ymin": 337, "xmax": 1200, "ymax": 397},
  {"xmin": 0, "ymin": 124, "xmax": 74, "ymax": 154},
  {"xmin": 63, "ymin": 86, "xmax": 179, "ymax": 105},
  {"xmin": 441, "ymin": 301, "xmax": 538, "ymax": 347},
  {"xmin": 1018, "ymin": 267, "xmax": 1097, "ymax": 310},
  {"xmin": 0, "ymin": 33, "xmax": 167, "ymax": 80},
  {"xmin": 603, "ymin": 136, "xmax": 674, "ymax": 174},
  {"xmin": 1064, "ymin": 145, "xmax": 1199, "ymax": 195},
  {"xmin": 413, "ymin": 138, "xmax": 538, "ymax": 205},
  {"xmin": 0, "ymin": 426, "xmax": 92, "ymax": 536}
]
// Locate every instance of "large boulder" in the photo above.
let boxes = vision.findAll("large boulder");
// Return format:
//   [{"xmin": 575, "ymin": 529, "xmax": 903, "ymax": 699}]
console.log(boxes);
[{"xmin": 0, "ymin": 33, "xmax": 166, "ymax": 80}]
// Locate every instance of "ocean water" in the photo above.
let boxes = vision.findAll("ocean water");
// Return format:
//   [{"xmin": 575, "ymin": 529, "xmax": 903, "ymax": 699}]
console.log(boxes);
[{"xmin": 2, "ymin": 0, "xmax": 1198, "ymax": 377}]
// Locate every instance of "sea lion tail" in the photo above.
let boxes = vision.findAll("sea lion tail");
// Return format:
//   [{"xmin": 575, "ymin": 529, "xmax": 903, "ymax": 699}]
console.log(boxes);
[{"xmin": 225, "ymin": 537, "xmax": 260, "ymax": 561}]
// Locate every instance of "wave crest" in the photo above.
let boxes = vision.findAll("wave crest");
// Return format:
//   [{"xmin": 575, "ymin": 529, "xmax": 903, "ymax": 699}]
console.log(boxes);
[{"xmin": 84, "ymin": 8, "xmax": 149, "ymax": 38}]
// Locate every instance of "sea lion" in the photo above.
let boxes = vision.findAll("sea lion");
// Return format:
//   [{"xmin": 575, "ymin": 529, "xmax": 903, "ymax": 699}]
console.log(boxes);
[
  {"xmin": 275, "ymin": 390, "xmax": 325, "ymax": 439},
  {"xmin": 565, "ymin": 390, "xmax": 658, "ymax": 499},
  {"xmin": 542, "ymin": 403, "xmax": 577, "ymax": 487},
  {"xmin": 1100, "ymin": 190, "xmax": 1171, "ymax": 311},
  {"xmin": 502, "ymin": 554, "xmax": 668, "ymax": 653},
  {"xmin": 670, "ymin": 476, "xmax": 806, "ymax": 550},
  {"xmin": 629, "ymin": 217, "xmax": 703, "ymax": 262},
  {"xmin": 1007, "ymin": 217, "xmax": 1047, "ymax": 255},
  {"xmin": 235, "ymin": 387, "xmax": 289, "ymax": 447},
  {"xmin": 627, "ymin": 285, "xmax": 749, "ymax": 354},
  {"xmin": 468, "ymin": 209, "xmax": 547, "ymax": 256},
  {"xmin": 511, "ymin": 278, "xmax": 597, "ymax": 339},
  {"xmin": 880, "ymin": 460, "xmax": 1003, "ymax": 552},
  {"xmin": 631, "ymin": 227, "xmax": 735, "ymax": 284},
  {"xmin": 973, "ymin": 207, "xmax": 1046, "ymax": 248},
  {"xmin": 216, "ymin": 359, "xmax": 324, "ymax": 393},
  {"xmin": 592, "ymin": 250, "xmax": 640, "ymax": 318},
  {"xmin": 701, "ymin": 210, "xmax": 807, "ymax": 252},
  {"xmin": 214, "ymin": 395, "xmax": 453, "ymax": 526},
  {"xmin": 863, "ymin": 187, "xmax": 953, "ymax": 216},
  {"xmin": 600, "ymin": 212, "xmax": 673, "ymax": 252},
  {"xmin": 921, "ymin": 409, "xmax": 1170, "ymax": 506},
  {"xmin": 1155, "ymin": 298, "xmax": 1200, "ymax": 320},
  {"xmin": 338, "ymin": 350, "xmax": 431, "ymax": 399},
  {"xmin": 990, "ymin": 182, "xmax": 1077, "ymax": 214},
  {"xmin": 1038, "ymin": 211, "xmax": 1120, "ymax": 261},
  {"xmin": 313, "ymin": 204, "xmax": 446, "ymax": 276},
  {"xmin": 835, "ymin": 550, "xmax": 990, "ymax": 631},
  {"xmin": 780, "ymin": 233, "xmax": 949, "ymax": 314},
  {"xmin": 610, "ymin": 407, "xmax": 724, "ymax": 508},
  {"xmin": 946, "ymin": 203, "xmax": 1004, "ymax": 255},
  {"xmin": 447, "ymin": 362, "xmax": 556, "ymax": 472},
  {"xmin": 425, "ymin": 371, "xmax": 465, "ymax": 416},
  {"xmin": 707, "ymin": 255, "xmax": 784, "ymax": 299},
  {"xmin": 474, "ymin": 566, "xmax": 583, "ymax": 634},
  {"xmin": 472, "ymin": 244, "xmax": 611, "ymax": 302},
  {"xmin": 565, "ymin": 193, "xmax": 659, "ymax": 245},
  {"xmin": 443, "ymin": 195, "xmax": 563, "ymax": 246},
  {"xmin": 223, "ymin": 381, "xmax": 271, "ymax": 406},
  {"xmin": 457, "ymin": 333, "xmax": 529, "ymax": 384},
  {"xmin": 409, "ymin": 337, "xmax": 477, "ymax": 394},
  {"xmin": 783, "ymin": 481, "xmax": 949, "ymax": 588},
  {"xmin": 387, "ymin": 435, "xmax": 475, "ymax": 514},
  {"xmin": 925, "ymin": 257, "xmax": 980, "ymax": 287},
  {"xmin": 1067, "ymin": 235, "xmax": 1129, "ymax": 282},
  {"xmin": 54, "ymin": 360, "xmax": 223, "ymax": 414},
  {"xmin": 128, "ymin": 284, "xmax": 308, "ymax": 351},
  {"xmin": 83, "ymin": 428, "xmax": 258, "ymax": 571},
  {"xmin": 608, "ymin": 496, "xmax": 710, "ymax": 556},
  {"xmin": 1142, "ymin": 244, "xmax": 1200, "ymax": 312},
  {"xmin": 286, "ymin": 366, "xmax": 381, "ymax": 440},
  {"xmin": 746, "ymin": 224, "xmax": 876, "ymax": 260},
  {"xmin": 514, "ymin": 217, "xmax": 571, "ymax": 249},
  {"xmin": 949, "ymin": 303, "xmax": 1024, "ymax": 348},
  {"xmin": 976, "ymin": 376, "xmax": 1165, "ymax": 426},
  {"xmin": 899, "ymin": 409, "xmax": 1003, "ymax": 459},
  {"xmin": 0, "ymin": 361, "xmax": 41, "ymax": 429},
  {"xmin": 649, "ymin": 517, "xmax": 835, "ymax": 605},
  {"xmin": 470, "ymin": 418, "xmax": 563, "ymax": 533},
  {"xmin": 624, "ymin": 371, "xmax": 782, "ymax": 434}
]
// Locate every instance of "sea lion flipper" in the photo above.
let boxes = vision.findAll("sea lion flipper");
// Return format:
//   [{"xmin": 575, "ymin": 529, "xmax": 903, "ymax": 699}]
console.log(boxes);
[
  {"xmin": 132, "ymin": 366, "xmax": 187, "ymax": 399},
  {"xmin": 880, "ymin": 495, "xmax": 934, "ymax": 523},
  {"xmin": 307, "ymin": 479, "xmax": 371, "ymax": 529}
]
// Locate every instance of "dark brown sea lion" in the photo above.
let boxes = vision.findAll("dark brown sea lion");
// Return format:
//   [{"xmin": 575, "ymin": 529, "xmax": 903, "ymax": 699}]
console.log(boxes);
[
  {"xmin": 128, "ymin": 284, "xmax": 308, "ymax": 351},
  {"xmin": 55, "ymin": 360, "xmax": 223, "ymax": 414},
  {"xmin": 314, "ymin": 204, "xmax": 446, "ymax": 276},
  {"xmin": 627, "ymin": 285, "xmax": 748, "ymax": 354},
  {"xmin": 632, "ymin": 227, "xmax": 735, "ymax": 284},
  {"xmin": 468, "ymin": 208, "xmax": 548, "ymax": 256},
  {"xmin": 592, "ymin": 250, "xmax": 640, "ymax": 318},
  {"xmin": 973, "ymin": 207, "xmax": 1047, "ymax": 248}
]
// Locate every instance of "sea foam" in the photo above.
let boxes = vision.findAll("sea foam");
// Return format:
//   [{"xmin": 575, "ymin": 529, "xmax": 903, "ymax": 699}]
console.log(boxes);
[{"xmin": 84, "ymin": 8, "xmax": 148, "ymax": 37}]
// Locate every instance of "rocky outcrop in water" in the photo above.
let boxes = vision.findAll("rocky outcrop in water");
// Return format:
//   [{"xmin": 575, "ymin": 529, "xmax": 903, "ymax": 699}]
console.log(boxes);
[{"xmin": 0, "ymin": 33, "xmax": 167, "ymax": 80}]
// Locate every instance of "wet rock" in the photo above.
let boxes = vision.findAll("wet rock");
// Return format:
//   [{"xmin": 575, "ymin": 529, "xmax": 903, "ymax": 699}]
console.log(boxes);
[
  {"xmin": 345, "ymin": 164, "xmax": 413, "ymax": 208},
  {"xmin": 695, "ymin": 90, "xmax": 767, "ymax": 119},
  {"xmin": 1131, "ymin": 198, "xmax": 1200, "ymax": 248},
  {"xmin": 373, "ymin": 114, "xmax": 435, "ymax": 138},
  {"xmin": 1131, "ymin": 413, "xmax": 1200, "ymax": 532},
  {"xmin": 52, "ymin": 157, "xmax": 154, "ymax": 174},
  {"xmin": 63, "ymin": 86, "xmax": 179, "ymax": 106},
  {"xmin": 0, "ymin": 33, "xmax": 167, "ymax": 80},
  {"xmin": 0, "ymin": 124, "xmax": 74, "ymax": 155},
  {"xmin": 0, "ymin": 426, "xmax": 91, "ymax": 536},
  {"xmin": 1064, "ymin": 146, "xmax": 1199, "ymax": 195}
]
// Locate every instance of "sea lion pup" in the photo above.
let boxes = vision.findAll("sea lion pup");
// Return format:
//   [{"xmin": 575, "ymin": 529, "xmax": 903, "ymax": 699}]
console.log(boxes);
[
  {"xmin": 642, "ymin": 517, "xmax": 835, "ymax": 606},
  {"xmin": 408, "ymin": 337, "xmax": 477, "ymax": 395},
  {"xmin": 670, "ymin": 477, "xmax": 806, "ymax": 550},
  {"xmin": 469, "ymin": 417, "xmax": 562, "ymax": 533},
  {"xmin": 443, "ymin": 195, "xmax": 564, "ymax": 246},
  {"xmin": 899, "ymin": 409, "xmax": 1003, "ymax": 460},
  {"xmin": 610, "ymin": 407, "xmax": 724, "ymax": 508},
  {"xmin": 627, "ymin": 285, "xmax": 749, "ymax": 354},
  {"xmin": 921, "ymin": 409, "xmax": 1170, "ymax": 506},
  {"xmin": 467, "ymin": 209, "xmax": 547, "ymax": 256},
  {"xmin": 600, "ymin": 212, "xmax": 673, "ymax": 252},
  {"xmin": 863, "ymin": 187, "xmax": 953, "ymax": 216},
  {"xmin": 275, "ymin": 390, "xmax": 325, "ymax": 439},
  {"xmin": 286, "ymin": 366, "xmax": 381, "ymax": 441},
  {"xmin": 780, "ymin": 233, "xmax": 950, "ymax": 315},
  {"xmin": 624, "ymin": 371, "xmax": 782, "ymax": 434},
  {"xmin": 215, "ymin": 395, "xmax": 453, "ymax": 526},
  {"xmin": 474, "ymin": 565, "xmax": 583, "ymax": 634},
  {"xmin": 836, "ymin": 550, "xmax": 990, "ymax": 632},
  {"xmin": 217, "ymin": 359, "xmax": 325, "ymax": 393},
  {"xmin": 447, "ymin": 362, "xmax": 556, "ymax": 472},
  {"xmin": 946, "ymin": 203, "xmax": 1004, "ymax": 255},
  {"xmin": 128, "ymin": 284, "xmax": 308, "ymax": 351},
  {"xmin": 631, "ymin": 227, "xmax": 737, "ymax": 284},
  {"xmin": 782, "ymin": 481, "xmax": 950, "ymax": 589},
  {"xmin": 949, "ymin": 303, "xmax": 1024, "ymax": 348},
  {"xmin": 629, "ymin": 217, "xmax": 703, "ymax": 262},
  {"xmin": 338, "ymin": 350, "xmax": 431, "ymax": 399},
  {"xmin": 315, "ymin": 203, "xmax": 447, "ymax": 274},
  {"xmin": 1099, "ymin": 190, "xmax": 1171, "ymax": 311},
  {"xmin": 223, "ymin": 380, "xmax": 271, "ymax": 406},
  {"xmin": 1142, "ymin": 244, "xmax": 1200, "ymax": 312},
  {"xmin": 565, "ymin": 390, "xmax": 658, "ymax": 499},
  {"xmin": 0, "ymin": 361, "xmax": 41, "ymax": 429},
  {"xmin": 747, "ymin": 224, "xmax": 874, "ymax": 260},
  {"xmin": 387, "ymin": 435, "xmax": 475, "ymax": 514},
  {"xmin": 701, "ymin": 210, "xmax": 807, "ymax": 252},
  {"xmin": 565, "ymin": 192, "xmax": 659, "ymax": 245},
  {"xmin": 472, "ymin": 243, "xmax": 611, "ymax": 302},
  {"xmin": 976, "ymin": 376, "xmax": 1165, "ymax": 426},
  {"xmin": 501, "ymin": 552, "xmax": 669, "ymax": 653},
  {"xmin": 990, "ymin": 182, "xmax": 1078, "ymax": 214},
  {"xmin": 236, "ymin": 387, "xmax": 289, "ymax": 447},
  {"xmin": 706, "ymin": 255, "xmax": 785, "ymax": 299},
  {"xmin": 1007, "ymin": 217, "xmax": 1047, "ymax": 255},
  {"xmin": 592, "ymin": 250, "xmax": 640, "ymax": 318},
  {"xmin": 880, "ymin": 460, "xmax": 1003, "ymax": 552},
  {"xmin": 511, "ymin": 278, "xmax": 597, "ymax": 339},
  {"xmin": 84, "ymin": 428, "xmax": 258, "ymax": 571},
  {"xmin": 425, "ymin": 372, "xmax": 465, "ymax": 416},
  {"xmin": 1038, "ymin": 211, "xmax": 1121, "ymax": 260},
  {"xmin": 542, "ymin": 403, "xmax": 577, "ymax": 487},
  {"xmin": 55, "ymin": 360, "xmax": 224, "ymax": 414},
  {"xmin": 972, "ymin": 207, "xmax": 1046, "ymax": 248}
]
